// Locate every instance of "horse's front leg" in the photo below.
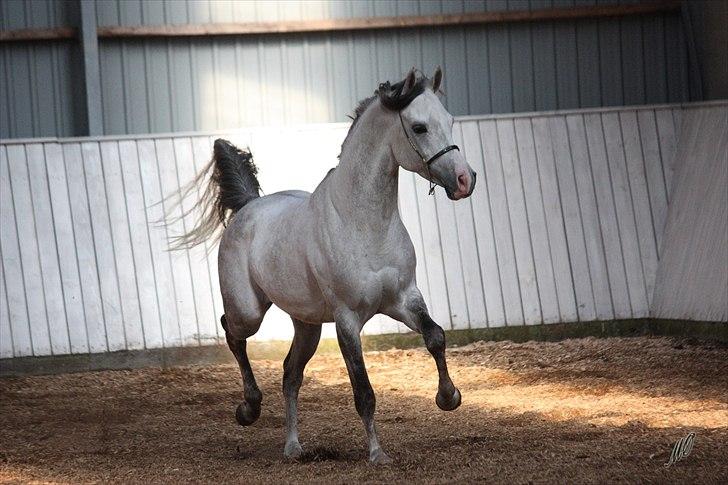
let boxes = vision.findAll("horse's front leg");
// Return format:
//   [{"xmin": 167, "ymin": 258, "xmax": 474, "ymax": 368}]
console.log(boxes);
[
  {"xmin": 385, "ymin": 291, "xmax": 461, "ymax": 411},
  {"xmin": 335, "ymin": 311, "xmax": 391, "ymax": 464}
]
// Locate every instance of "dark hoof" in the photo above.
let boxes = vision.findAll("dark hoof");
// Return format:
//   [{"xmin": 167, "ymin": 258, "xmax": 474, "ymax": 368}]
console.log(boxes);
[
  {"xmin": 235, "ymin": 401, "xmax": 261, "ymax": 426},
  {"xmin": 436, "ymin": 387, "xmax": 461, "ymax": 411}
]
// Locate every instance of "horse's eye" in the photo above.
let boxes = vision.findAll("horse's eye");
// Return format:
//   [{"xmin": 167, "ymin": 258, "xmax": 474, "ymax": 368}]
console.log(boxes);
[{"xmin": 412, "ymin": 124, "xmax": 428, "ymax": 134}]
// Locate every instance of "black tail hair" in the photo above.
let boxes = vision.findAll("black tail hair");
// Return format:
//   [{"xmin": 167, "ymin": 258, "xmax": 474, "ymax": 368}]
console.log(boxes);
[{"xmin": 167, "ymin": 138, "xmax": 260, "ymax": 250}]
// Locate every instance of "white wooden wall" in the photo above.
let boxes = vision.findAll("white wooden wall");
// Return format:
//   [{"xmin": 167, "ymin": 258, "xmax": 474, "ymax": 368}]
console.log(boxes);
[
  {"xmin": 0, "ymin": 102, "xmax": 713, "ymax": 359},
  {"xmin": 651, "ymin": 105, "xmax": 728, "ymax": 322}
]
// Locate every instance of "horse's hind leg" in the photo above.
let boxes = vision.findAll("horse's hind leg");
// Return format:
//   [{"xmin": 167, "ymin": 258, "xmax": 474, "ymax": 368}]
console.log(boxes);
[
  {"xmin": 282, "ymin": 318, "xmax": 321, "ymax": 459},
  {"xmin": 221, "ymin": 297, "xmax": 269, "ymax": 426}
]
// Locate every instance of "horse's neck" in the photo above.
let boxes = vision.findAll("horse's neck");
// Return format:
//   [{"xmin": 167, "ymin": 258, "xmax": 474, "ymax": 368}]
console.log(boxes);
[{"xmin": 329, "ymin": 114, "xmax": 400, "ymax": 230}]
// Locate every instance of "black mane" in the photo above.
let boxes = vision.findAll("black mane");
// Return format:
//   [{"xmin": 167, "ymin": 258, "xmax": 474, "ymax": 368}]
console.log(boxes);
[{"xmin": 340, "ymin": 73, "xmax": 433, "ymax": 156}]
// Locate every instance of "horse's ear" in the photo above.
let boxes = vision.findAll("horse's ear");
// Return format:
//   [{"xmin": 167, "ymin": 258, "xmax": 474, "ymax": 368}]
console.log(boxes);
[
  {"xmin": 402, "ymin": 68, "xmax": 417, "ymax": 94},
  {"xmin": 432, "ymin": 66, "xmax": 443, "ymax": 93}
]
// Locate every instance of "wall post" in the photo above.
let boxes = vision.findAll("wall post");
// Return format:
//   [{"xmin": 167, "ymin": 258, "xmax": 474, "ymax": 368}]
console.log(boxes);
[{"xmin": 79, "ymin": 0, "xmax": 103, "ymax": 135}]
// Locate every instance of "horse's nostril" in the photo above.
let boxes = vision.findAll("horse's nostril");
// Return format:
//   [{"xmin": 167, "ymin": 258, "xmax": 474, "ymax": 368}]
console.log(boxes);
[{"xmin": 457, "ymin": 173, "xmax": 469, "ymax": 191}]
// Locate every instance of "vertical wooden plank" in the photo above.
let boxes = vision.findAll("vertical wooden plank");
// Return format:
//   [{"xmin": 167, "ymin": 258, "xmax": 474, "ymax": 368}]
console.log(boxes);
[
  {"xmin": 44, "ymin": 143, "xmax": 88, "ymax": 353},
  {"xmin": 398, "ymin": 170, "xmax": 432, "ymax": 332},
  {"xmin": 461, "ymin": 120, "xmax": 505, "ymax": 327},
  {"xmin": 651, "ymin": 107, "xmax": 727, "ymax": 322},
  {"xmin": 531, "ymin": 117, "xmax": 578, "ymax": 322},
  {"xmin": 566, "ymin": 115, "xmax": 613, "ymax": 320},
  {"xmin": 193, "ymin": 136, "xmax": 224, "ymax": 341},
  {"xmin": 601, "ymin": 112, "xmax": 650, "ymax": 317},
  {"xmin": 25, "ymin": 143, "xmax": 70, "ymax": 354},
  {"xmin": 434, "ymin": 186, "xmax": 470, "ymax": 329},
  {"xmin": 82, "ymin": 141, "xmax": 126, "ymax": 351},
  {"xmin": 63, "ymin": 143, "xmax": 107, "ymax": 353},
  {"xmin": 0, "ymin": 146, "xmax": 33, "ymax": 356},
  {"xmin": 655, "ymin": 108, "xmax": 677, "ymax": 200},
  {"xmin": 0, "ymin": 255, "xmax": 12, "ymax": 358},
  {"xmin": 137, "ymin": 139, "xmax": 182, "ymax": 347},
  {"xmin": 99, "ymin": 141, "xmax": 145, "ymax": 349},
  {"xmin": 514, "ymin": 118, "xmax": 560, "ymax": 323},
  {"xmin": 413, "ymin": 173, "xmax": 452, "ymax": 328},
  {"xmin": 497, "ymin": 119, "xmax": 541, "ymax": 324},
  {"xmin": 548, "ymin": 116, "xmax": 596, "ymax": 321},
  {"xmin": 6, "ymin": 144, "xmax": 52, "ymax": 355},
  {"xmin": 118, "ymin": 140, "xmax": 163, "ymax": 349},
  {"xmin": 620, "ymin": 111, "xmax": 659, "ymax": 302},
  {"xmin": 451, "ymin": 123, "xmax": 487, "ymax": 328},
  {"xmin": 156, "ymin": 138, "xmax": 199, "ymax": 346},
  {"xmin": 479, "ymin": 119, "xmax": 523, "ymax": 325},
  {"xmin": 174, "ymin": 137, "xmax": 218, "ymax": 344},
  {"xmin": 637, "ymin": 110, "xmax": 669, "ymax": 253},
  {"xmin": 583, "ymin": 114, "xmax": 631, "ymax": 318}
]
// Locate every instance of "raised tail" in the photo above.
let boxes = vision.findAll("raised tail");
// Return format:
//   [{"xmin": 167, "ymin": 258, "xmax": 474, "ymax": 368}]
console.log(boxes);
[{"xmin": 168, "ymin": 138, "xmax": 261, "ymax": 250}]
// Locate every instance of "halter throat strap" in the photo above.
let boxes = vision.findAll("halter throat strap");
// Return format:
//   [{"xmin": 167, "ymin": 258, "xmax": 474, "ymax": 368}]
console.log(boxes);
[{"xmin": 398, "ymin": 112, "xmax": 460, "ymax": 195}]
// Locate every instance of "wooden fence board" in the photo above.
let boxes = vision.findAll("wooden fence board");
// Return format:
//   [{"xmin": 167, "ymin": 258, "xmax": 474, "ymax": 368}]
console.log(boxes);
[{"xmin": 0, "ymin": 102, "xmax": 706, "ymax": 356}]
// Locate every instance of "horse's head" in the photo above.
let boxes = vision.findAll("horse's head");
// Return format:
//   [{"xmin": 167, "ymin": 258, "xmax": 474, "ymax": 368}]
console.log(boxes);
[{"xmin": 384, "ymin": 68, "xmax": 476, "ymax": 200}]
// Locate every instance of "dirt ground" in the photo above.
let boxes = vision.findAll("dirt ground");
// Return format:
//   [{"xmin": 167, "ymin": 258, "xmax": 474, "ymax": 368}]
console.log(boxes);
[{"xmin": 1, "ymin": 336, "xmax": 727, "ymax": 484}]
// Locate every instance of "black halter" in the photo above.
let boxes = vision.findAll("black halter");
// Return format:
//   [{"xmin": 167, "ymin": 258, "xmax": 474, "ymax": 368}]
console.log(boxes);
[{"xmin": 399, "ymin": 112, "xmax": 460, "ymax": 195}]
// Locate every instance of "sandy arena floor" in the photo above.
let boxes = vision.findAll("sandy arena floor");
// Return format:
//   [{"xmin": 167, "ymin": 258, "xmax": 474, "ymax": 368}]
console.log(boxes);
[{"xmin": 1, "ymin": 336, "xmax": 727, "ymax": 484}]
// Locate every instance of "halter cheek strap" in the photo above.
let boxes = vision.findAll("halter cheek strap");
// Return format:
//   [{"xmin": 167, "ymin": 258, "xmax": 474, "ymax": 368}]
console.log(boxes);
[{"xmin": 399, "ymin": 112, "xmax": 460, "ymax": 195}]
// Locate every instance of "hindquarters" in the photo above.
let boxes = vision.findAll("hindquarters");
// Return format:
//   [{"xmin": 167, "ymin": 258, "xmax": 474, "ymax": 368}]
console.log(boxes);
[{"xmin": 217, "ymin": 219, "xmax": 271, "ymax": 340}]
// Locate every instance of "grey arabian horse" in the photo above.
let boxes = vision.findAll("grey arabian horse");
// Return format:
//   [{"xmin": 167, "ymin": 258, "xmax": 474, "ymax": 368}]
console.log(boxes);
[{"xmin": 173, "ymin": 68, "xmax": 476, "ymax": 464}]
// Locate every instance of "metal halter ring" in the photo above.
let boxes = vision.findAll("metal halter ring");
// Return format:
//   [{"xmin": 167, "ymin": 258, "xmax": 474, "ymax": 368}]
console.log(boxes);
[{"xmin": 399, "ymin": 112, "xmax": 460, "ymax": 195}]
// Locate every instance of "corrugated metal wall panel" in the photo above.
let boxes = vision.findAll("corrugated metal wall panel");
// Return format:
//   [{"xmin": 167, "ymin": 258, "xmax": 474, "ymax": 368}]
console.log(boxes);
[
  {"xmin": 1, "ymin": 101, "xmax": 701, "ymax": 358},
  {"xmin": 0, "ymin": 0, "xmax": 84, "ymax": 138},
  {"xmin": 0, "ymin": 0, "xmax": 697, "ymax": 138},
  {"xmin": 92, "ymin": 12, "xmax": 691, "ymax": 135}
]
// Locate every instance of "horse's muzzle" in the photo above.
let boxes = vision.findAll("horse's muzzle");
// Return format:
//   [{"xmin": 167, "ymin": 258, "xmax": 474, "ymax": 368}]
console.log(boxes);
[{"xmin": 448, "ymin": 170, "xmax": 476, "ymax": 200}]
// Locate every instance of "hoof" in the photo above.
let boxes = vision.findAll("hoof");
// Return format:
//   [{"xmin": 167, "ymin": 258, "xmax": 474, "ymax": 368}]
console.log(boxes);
[
  {"xmin": 235, "ymin": 401, "xmax": 261, "ymax": 426},
  {"xmin": 284, "ymin": 441, "xmax": 303, "ymax": 460},
  {"xmin": 436, "ymin": 387, "xmax": 462, "ymax": 411},
  {"xmin": 369, "ymin": 449, "xmax": 392, "ymax": 465}
]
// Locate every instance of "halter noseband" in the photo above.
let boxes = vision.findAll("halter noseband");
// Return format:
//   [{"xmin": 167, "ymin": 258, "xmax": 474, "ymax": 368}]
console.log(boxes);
[{"xmin": 399, "ymin": 112, "xmax": 460, "ymax": 195}]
